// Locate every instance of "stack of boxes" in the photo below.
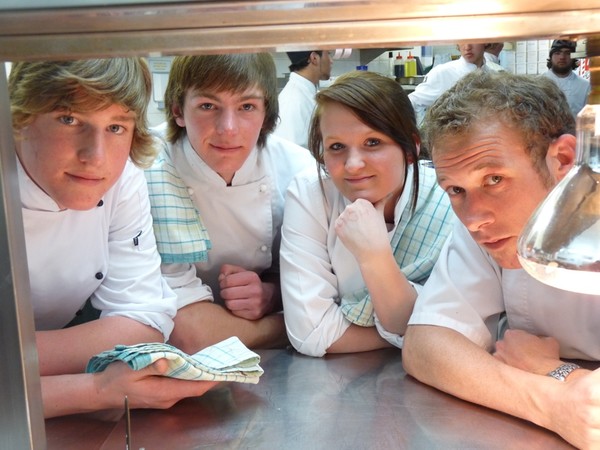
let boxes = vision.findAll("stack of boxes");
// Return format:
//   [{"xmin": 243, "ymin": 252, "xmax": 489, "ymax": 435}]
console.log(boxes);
[{"xmin": 510, "ymin": 40, "xmax": 551, "ymax": 75}]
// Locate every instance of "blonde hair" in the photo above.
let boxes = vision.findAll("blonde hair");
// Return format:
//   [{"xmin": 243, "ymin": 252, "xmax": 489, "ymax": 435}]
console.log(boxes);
[
  {"xmin": 423, "ymin": 70, "xmax": 575, "ymax": 183},
  {"xmin": 9, "ymin": 58, "xmax": 156, "ymax": 168}
]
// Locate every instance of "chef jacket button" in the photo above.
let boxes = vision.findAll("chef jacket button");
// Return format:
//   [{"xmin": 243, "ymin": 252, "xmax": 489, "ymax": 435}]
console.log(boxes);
[
  {"xmin": 260, "ymin": 245, "xmax": 268, "ymax": 252},
  {"xmin": 259, "ymin": 184, "xmax": 267, "ymax": 193},
  {"xmin": 187, "ymin": 188, "xmax": 194, "ymax": 195},
  {"xmin": 97, "ymin": 199, "xmax": 104, "ymax": 207},
  {"xmin": 95, "ymin": 272, "xmax": 104, "ymax": 280}
]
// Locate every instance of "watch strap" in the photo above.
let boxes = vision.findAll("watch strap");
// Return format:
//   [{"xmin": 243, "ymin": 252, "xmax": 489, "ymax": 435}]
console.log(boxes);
[{"xmin": 546, "ymin": 362, "xmax": 581, "ymax": 381}]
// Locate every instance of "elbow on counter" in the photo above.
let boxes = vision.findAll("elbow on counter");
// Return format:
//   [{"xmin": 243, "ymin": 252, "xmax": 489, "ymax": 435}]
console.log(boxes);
[{"xmin": 401, "ymin": 325, "xmax": 425, "ymax": 380}]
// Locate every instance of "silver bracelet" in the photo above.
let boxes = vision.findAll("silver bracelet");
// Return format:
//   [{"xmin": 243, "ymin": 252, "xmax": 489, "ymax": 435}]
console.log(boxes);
[{"xmin": 546, "ymin": 362, "xmax": 581, "ymax": 381}]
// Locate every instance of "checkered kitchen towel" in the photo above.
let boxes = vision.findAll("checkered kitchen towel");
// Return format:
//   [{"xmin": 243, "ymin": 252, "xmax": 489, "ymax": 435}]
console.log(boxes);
[
  {"xmin": 145, "ymin": 144, "xmax": 211, "ymax": 264},
  {"xmin": 340, "ymin": 162, "xmax": 454, "ymax": 327},
  {"xmin": 86, "ymin": 337, "xmax": 263, "ymax": 384}
]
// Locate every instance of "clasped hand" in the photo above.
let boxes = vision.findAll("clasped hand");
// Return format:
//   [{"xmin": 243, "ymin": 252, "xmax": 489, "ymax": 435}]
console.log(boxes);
[
  {"xmin": 335, "ymin": 198, "xmax": 391, "ymax": 262},
  {"xmin": 218, "ymin": 264, "xmax": 275, "ymax": 320},
  {"xmin": 493, "ymin": 329, "xmax": 562, "ymax": 375}
]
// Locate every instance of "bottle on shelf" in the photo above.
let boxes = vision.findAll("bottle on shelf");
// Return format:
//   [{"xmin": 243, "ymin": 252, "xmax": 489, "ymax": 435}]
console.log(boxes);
[
  {"xmin": 394, "ymin": 52, "xmax": 405, "ymax": 79},
  {"xmin": 405, "ymin": 51, "xmax": 417, "ymax": 77},
  {"xmin": 388, "ymin": 51, "xmax": 395, "ymax": 78}
]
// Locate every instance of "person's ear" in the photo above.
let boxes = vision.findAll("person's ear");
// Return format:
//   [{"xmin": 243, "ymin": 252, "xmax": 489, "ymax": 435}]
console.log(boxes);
[
  {"xmin": 309, "ymin": 52, "xmax": 319, "ymax": 65},
  {"xmin": 545, "ymin": 134, "xmax": 576, "ymax": 183},
  {"xmin": 172, "ymin": 104, "xmax": 186, "ymax": 128},
  {"xmin": 404, "ymin": 133, "xmax": 421, "ymax": 163},
  {"xmin": 413, "ymin": 133, "xmax": 421, "ymax": 158}
]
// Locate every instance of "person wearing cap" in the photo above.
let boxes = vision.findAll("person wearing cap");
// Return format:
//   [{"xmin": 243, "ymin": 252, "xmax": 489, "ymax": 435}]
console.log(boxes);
[
  {"xmin": 542, "ymin": 39, "xmax": 591, "ymax": 119},
  {"xmin": 274, "ymin": 50, "xmax": 333, "ymax": 148}
]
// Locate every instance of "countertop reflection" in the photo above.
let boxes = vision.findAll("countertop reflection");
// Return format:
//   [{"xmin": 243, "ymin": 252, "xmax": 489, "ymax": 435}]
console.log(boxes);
[{"xmin": 46, "ymin": 347, "xmax": 575, "ymax": 449}]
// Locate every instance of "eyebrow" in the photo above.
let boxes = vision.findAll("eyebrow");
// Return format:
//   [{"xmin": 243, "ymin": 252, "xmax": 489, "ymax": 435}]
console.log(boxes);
[
  {"xmin": 436, "ymin": 160, "xmax": 505, "ymax": 184},
  {"xmin": 53, "ymin": 108, "xmax": 136, "ymax": 123},
  {"xmin": 111, "ymin": 114, "xmax": 136, "ymax": 122},
  {"xmin": 192, "ymin": 90, "xmax": 265, "ymax": 102}
]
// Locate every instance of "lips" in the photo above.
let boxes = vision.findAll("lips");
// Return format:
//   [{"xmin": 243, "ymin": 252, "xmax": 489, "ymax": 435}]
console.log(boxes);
[
  {"xmin": 345, "ymin": 175, "xmax": 373, "ymax": 183},
  {"xmin": 66, "ymin": 173, "xmax": 104, "ymax": 185},
  {"xmin": 210, "ymin": 143, "xmax": 242, "ymax": 151},
  {"xmin": 480, "ymin": 236, "xmax": 511, "ymax": 250}
]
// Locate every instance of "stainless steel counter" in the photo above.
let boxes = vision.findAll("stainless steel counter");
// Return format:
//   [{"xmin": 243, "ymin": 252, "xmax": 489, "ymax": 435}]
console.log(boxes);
[{"xmin": 45, "ymin": 348, "xmax": 576, "ymax": 449}]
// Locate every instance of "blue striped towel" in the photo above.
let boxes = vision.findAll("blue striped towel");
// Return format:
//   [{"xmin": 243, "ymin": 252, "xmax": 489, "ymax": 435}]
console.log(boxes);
[
  {"xmin": 145, "ymin": 147, "xmax": 212, "ymax": 264},
  {"xmin": 86, "ymin": 337, "xmax": 263, "ymax": 384},
  {"xmin": 340, "ymin": 162, "xmax": 454, "ymax": 327}
]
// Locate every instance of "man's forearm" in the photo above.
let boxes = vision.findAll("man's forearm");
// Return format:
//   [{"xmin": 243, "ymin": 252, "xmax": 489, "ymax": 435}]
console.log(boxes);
[
  {"xmin": 42, "ymin": 373, "xmax": 109, "ymax": 418},
  {"xmin": 402, "ymin": 325, "xmax": 560, "ymax": 430},
  {"xmin": 169, "ymin": 301, "xmax": 288, "ymax": 352},
  {"xmin": 37, "ymin": 317, "xmax": 163, "ymax": 376}
]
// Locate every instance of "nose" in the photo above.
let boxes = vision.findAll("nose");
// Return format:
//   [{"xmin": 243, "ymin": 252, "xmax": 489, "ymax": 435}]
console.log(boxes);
[
  {"xmin": 215, "ymin": 108, "xmax": 238, "ymax": 135},
  {"xmin": 459, "ymin": 194, "xmax": 495, "ymax": 232},
  {"xmin": 344, "ymin": 147, "xmax": 366, "ymax": 173},
  {"xmin": 77, "ymin": 128, "xmax": 106, "ymax": 165}
]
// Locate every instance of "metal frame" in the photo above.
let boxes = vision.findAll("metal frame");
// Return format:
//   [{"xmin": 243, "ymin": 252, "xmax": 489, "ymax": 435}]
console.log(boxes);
[
  {"xmin": 0, "ymin": 64, "xmax": 45, "ymax": 449},
  {"xmin": 1, "ymin": 1, "xmax": 599, "ymax": 448},
  {"xmin": 1, "ymin": 1, "xmax": 600, "ymax": 60}
]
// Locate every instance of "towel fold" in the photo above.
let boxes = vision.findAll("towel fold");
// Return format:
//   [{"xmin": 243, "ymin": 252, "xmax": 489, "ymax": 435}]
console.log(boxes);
[{"xmin": 86, "ymin": 336, "xmax": 263, "ymax": 384}]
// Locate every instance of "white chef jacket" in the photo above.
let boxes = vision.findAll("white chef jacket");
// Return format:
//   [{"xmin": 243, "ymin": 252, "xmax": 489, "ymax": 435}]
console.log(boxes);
[
  {"xmin": 19, "ymin": 158, "xmax": 177, "ymax": 339},
  {"xmin": 273, "ymin": 72, "xmax": 317, "ymax": 148},
  {"xmin": 409, "ymin": 57, "xmax": 504, "ymax": 126},
  {"xmin": 280, "ymin": 163, "xmax": 454, "ymax": 357},
  {"xmin": 151, "ymin": 128, "xmax": 314, "ymax": 307},
  {"xmin": 409, "ymin": 220, "xmax": 600, "ymax": 360},
  {"xmin": 541, "ymin": 70, "xmax": 591, "ymax": 119},
  {"xmin": 484, "ymin": 52, "xmax": 500, "ymax": 65}
]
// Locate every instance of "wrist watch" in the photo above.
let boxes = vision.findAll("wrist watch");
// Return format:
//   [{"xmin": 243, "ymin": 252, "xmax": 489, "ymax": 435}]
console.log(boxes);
[{"xmin": 546, "ymin": 362, "xmax": 581, "ymax": 381}]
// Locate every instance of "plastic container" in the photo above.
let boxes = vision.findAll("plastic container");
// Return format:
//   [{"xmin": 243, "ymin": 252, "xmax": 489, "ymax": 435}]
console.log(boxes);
[
  {"xmin": 394, "ymin": 52, "xmax": 405, "ymax": 78},
  {"xmin": 405, "ymin": 51, "xmax": 417, "ymax": 77}
]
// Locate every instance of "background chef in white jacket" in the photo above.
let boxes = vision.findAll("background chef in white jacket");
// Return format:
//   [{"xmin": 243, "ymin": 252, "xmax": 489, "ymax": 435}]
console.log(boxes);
[
  {"xmin": 484, "ymin": 42, "xmax": 504, "ymax": 64},
  {"xmin": 541, "ymin": 39, "xmax": 591, "ymax": 119},
  {"xmin": 10, "ymin": 58, "xmax": 218, "ymax": 418},
  {"xmin": 409, "ymin": 43, "xmax": 504, "ymax": 127},
  {"xmin": 146, "ymin": 53, "xmax": 314, "ymax": 353},
  {"xmin": 273, "ymin": 50, "xmax": 333, "ymax": 148}
]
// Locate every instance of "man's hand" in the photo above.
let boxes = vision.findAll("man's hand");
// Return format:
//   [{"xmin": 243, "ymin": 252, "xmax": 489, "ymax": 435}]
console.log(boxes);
[
  {"xmin": 219, "ymin": 264, "xmax": 275, "ymax": 320},
  {"xmin": 96, "ymin": 359, "xmax": 219, "ymax": 410},
  {"xmin": 546, "ymin": 367, "xmax": 600, "ymax": 449},
  {"xmin": 494, "ymin": 329, "xmax": 563, "ymax": 375}
]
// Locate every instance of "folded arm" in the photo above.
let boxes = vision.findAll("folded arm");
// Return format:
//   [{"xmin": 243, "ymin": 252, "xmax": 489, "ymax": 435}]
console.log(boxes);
[
  {"xmin": 169, "ymin": 301, "xmax": 288, "ymax": 353},
  {"xmin": 335, "ymin": 198, "xmax": 416, "ymax": 336}
]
